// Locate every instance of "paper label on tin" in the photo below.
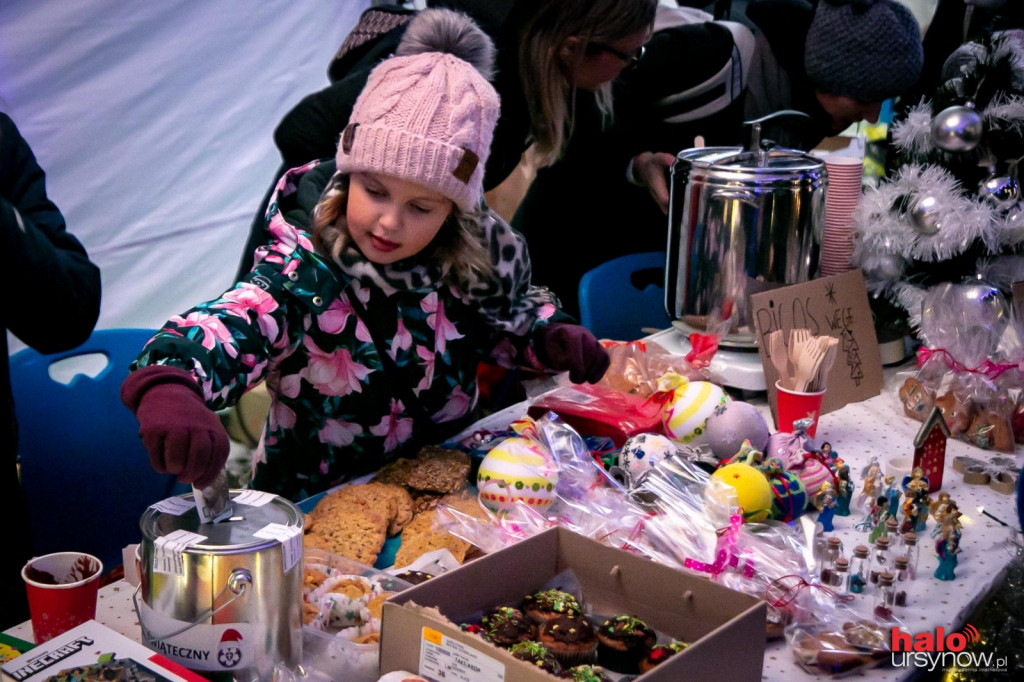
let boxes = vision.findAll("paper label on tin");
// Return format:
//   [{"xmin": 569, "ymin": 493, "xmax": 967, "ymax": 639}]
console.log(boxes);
[
  {"xmin": 150, "ymin": 496, "xmax": 196, "ymax": 515},
  {"xmin": 253, "ymin": 523, "xmax": 302, "ymax": 573},
  {"xmin": 233, "ymin": 490, "xmax": 276, "ymax": 507},
  {"xmin": 154, "ymin": 529, "xmax": 207, "ymax": 575},
  {"xmin": 138, "ymin": 599, "xmax": 256, "ymax": 672},
  {"xmin": 419, "ymin": 627, "xmax": 505, "ymax": 682}
]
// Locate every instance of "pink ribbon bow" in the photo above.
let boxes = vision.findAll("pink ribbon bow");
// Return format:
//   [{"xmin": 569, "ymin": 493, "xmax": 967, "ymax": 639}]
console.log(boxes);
[{"xmin": 683, "ymin": 512, "xmax": 756, "ymax": 580}]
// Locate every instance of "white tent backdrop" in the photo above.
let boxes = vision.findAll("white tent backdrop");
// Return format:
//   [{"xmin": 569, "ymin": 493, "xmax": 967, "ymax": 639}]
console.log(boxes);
[{"xmin": 1, "ymin": 0, "xmax": 370, "ymax": 352}]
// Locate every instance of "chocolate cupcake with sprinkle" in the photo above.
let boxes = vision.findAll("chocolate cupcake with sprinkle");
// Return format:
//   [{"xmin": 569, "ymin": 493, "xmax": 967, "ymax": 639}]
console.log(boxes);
[
  {"xmin": 560, "ymin": 664, "xmax": 612, "ymax": 681},
  {"xmin": 595, "ymin": 615, "xmax": 657, "ymax": 673},
  {"xmin": 638, "ymin": 640, "xmax": 689, "ymax": 673},
  {"xmin": 509, "ymin": 641, "xmax": 563, "ymax": 676},
  {"xmin": 538, "ymin": 612, "xmax": 598, "ymax": 666},
  {"xmin": 522, "ymin": 589, "xmax": 581, "ymax": 625},
  {"xmin": 481, "ymin": 606, "xmax": 537, "ymax": 648}
]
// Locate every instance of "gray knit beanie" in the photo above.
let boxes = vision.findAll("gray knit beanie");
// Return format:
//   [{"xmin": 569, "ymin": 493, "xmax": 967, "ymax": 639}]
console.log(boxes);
[{"xmin": 804, "ymin": 0, "xmax": 923, "ymax": 101}]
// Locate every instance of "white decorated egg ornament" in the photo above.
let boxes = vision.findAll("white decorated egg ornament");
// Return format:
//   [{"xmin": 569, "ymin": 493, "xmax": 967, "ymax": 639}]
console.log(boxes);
[
  {"xmin": 618, "ymin": 433, "xmax": 677, "ymax": 483},
  {"xmin": 476, "ymin": 437, "xmax": 559, "ymax": 512},
  {"xmin": 660, "ymin": 375, "xmax": 730, "ymax": 444}
]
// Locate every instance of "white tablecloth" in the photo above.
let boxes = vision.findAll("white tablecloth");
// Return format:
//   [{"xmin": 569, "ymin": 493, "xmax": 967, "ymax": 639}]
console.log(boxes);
[
  {"xmin": 644, "ymin": 327, "xmax": 1021, "ymax": 679},
  {"xmin": 7, "ymin": 328, "xmax": 1022, "ymax": 680}
]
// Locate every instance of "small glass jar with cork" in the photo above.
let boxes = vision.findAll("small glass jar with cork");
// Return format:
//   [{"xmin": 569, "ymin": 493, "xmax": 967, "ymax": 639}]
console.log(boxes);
[
  {"xmin": 870, "ymin": 536, "xmax": 893, "ymax": 584},
  {"xmin": 902, "ymin": 532, "xmax": 919, "ymax": 580},
  {"xmin": 893, "ymin": 556, "xmax": 909, "ymax": 607},
  {"xmin": 820, "ymin": 537, "xmax": 844, "ymax": 584},
  {"xmin": 874, "ymin": 571, "xmax": 896, "ymax": 620},
  {"xmin": 848, "ymin": 544, "xmax": 870, "ymax": 594}
]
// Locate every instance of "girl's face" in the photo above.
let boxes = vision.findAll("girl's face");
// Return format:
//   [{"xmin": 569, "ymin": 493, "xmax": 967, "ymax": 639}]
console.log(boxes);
[
  {"xmin": 346, "ymin": 172, "xmax": 453, "ymax": 264},
  {"xmin": 565, "ymin": 29, "xmax": 648, "ymax": 91}
]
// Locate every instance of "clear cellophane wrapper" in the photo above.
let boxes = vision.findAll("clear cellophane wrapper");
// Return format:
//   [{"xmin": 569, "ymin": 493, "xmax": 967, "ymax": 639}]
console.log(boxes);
[
  {"xmin": 898, "ymin": 282, "xmax": 1024, "ymax": 451},
  {"xmin": 596, "ymin": 319, "xmax": 727, "ymax": 398},
  {"xmin": 435, "ymin": 414, "xmax": 651, "ymax": 554},
  {"xmin": 784, "ymin": 596, "xmax": 902, "ymax": 677}
]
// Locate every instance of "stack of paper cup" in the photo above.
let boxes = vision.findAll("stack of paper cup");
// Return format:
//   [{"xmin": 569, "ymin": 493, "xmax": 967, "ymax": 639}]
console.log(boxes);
[{"xmin": 819, "ymin": 156, "xmax": 864, "ymax": 276}]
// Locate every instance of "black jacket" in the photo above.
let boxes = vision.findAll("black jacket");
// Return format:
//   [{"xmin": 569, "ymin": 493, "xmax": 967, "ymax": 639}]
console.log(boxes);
[{"xmin": 0, "ymin": 111, "xmax": 101, "ymax": 628}]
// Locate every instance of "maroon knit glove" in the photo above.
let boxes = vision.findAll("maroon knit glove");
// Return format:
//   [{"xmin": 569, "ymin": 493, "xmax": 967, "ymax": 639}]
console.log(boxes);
[
  {"xmin": 121, "ymin": 365, "xmax": 230, "ymax": 488},
  {"xmin": 533, "ymin": 323, "xmax": 610, "ymax": 384}
]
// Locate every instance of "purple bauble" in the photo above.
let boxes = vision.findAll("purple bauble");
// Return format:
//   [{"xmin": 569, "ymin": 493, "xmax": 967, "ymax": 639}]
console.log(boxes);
[{"xmin": 705, "ymin": 401, "xmax": 771, "ymax": 460}]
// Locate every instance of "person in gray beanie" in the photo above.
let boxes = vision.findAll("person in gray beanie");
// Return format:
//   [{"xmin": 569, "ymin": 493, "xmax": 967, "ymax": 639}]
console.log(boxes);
[
  {"xmin": 804, "ymin": 0, "xmax": 924, "ymax": 130},
  {"xmin": 625, "ymin": 0, "xmax": 924, "ymax": 214}
]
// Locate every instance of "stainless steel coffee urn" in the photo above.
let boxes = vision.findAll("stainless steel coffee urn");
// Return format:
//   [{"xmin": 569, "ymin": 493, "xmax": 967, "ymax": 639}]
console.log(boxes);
[{"xmin": 666, "ymin": 145, "xmax": 827, "ymax": 347}]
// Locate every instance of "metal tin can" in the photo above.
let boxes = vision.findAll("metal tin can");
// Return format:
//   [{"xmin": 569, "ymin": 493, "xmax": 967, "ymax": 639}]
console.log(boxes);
[
  {"xmin": 136, "ymin": 490, "xmax": 303, "ymax": 681},
  {"xmin": 667, "ymin": 146, "xmax": 827, "ymax": 348}
]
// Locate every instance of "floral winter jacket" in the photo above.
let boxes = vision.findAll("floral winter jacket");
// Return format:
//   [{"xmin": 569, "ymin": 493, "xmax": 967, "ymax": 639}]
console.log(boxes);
[{"xmin": 133, "ymin": 161, "xmax": 558, "ymax": 501}]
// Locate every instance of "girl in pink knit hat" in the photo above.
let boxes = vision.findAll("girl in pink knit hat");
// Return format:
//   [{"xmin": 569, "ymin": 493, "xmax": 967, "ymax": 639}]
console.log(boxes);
[{"xmin": 121, "ymin": 10, "xmax": 610, "ymax": 502}]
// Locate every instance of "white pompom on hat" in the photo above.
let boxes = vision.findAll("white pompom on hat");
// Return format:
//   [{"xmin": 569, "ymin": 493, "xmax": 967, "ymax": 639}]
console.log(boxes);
[{"xmin": 336, "ymin": 9, "xmax": 500, "ymax": 211}]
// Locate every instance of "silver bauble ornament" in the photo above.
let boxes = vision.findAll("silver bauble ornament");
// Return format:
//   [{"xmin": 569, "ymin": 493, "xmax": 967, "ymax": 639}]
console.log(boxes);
[
  {"xmin": 909, "ymin": 194, "xmax": 942, "ymax": 235},
  {"xmin": 979, "ymin": 175, "xmax": 1021, "ymax": 207},
  {"xmin": 865, "ymin": 252, "xmax": 906, "ymax": 281},
  {"xmin": 930, "ymin": 104, "xmax": 984, "ymax": 152}
]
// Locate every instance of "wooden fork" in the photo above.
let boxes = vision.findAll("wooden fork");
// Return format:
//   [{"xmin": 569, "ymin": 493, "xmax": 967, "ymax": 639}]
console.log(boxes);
[
  {"xmin": 810, "ymin": 337, "xmax": 839, "ymax": 392},
  {"xmin": 793, "ymin": 338, "xmax": 827, "ymax": 392},
  {"xmin": 768, "ymin": 330, "xmax": 793, "ymax": 387},
  {"xmin": 788, "ymin": 328, "xmax": 812, "ymax": 379}
]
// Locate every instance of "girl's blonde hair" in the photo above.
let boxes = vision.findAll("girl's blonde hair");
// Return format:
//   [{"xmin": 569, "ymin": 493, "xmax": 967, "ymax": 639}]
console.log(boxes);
[
  {"xmin": 520, "ymin": 0, "xmax": 657, "ymax": 166},
  {"xmin": 312, "ymin": 174, "xmax": 494, "ymax": 283}
]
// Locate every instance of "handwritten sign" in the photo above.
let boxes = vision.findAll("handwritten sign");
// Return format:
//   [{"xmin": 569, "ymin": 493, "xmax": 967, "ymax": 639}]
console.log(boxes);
[{"xmin": 750, "ymin": 269, "xmax": 884, "ymax": 420}]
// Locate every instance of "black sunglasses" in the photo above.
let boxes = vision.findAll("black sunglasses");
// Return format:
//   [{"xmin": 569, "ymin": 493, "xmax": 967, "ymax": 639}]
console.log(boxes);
[{"xmin": 587, "ymin": 42, "xmax": 645, "ymax": 68}]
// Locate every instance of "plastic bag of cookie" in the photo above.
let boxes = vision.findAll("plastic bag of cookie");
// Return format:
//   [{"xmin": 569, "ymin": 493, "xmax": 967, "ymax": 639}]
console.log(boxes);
[
  {"xmin": 787, "ymin": 614, "xmax": 895, "ymax": 677},
  {"xmin": 903, "ymin": 283, "xmax": 1024, "ymax": 452}
]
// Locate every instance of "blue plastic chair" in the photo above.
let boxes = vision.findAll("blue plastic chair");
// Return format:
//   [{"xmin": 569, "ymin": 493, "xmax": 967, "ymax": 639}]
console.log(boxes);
[
  {"xmin": 9, "ymin": 329, "xmax": 188, "ymax": 572},
  {"xmin": 578, "ymin": 251, "xmax": 673, "ymax": 341}
]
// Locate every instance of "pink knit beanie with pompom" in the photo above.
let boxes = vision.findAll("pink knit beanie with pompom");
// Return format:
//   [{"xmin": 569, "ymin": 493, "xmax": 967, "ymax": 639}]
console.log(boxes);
[{"xmin": 337, "ymin": 9, "xmax": 499, "ymax": 211}]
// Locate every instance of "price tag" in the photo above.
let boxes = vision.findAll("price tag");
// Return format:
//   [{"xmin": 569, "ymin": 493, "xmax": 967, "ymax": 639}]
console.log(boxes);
[
  {"xmin": 154, "ymin": 529, "xmax": 207, "ymax": 575},
  {"xmin": 418, "ymin": 627, "xmax": 505, "ymax": 682},
  {"xmin": 150, "ymin": 497, "xmax": 195, "ymax": 516},
  {"xmin": 234, "ymin": 490, "xmax": 276, "ymax": 507},
  {"xmin": 253, "ymin": 523, "xmax": 302, "ymax": 572}
]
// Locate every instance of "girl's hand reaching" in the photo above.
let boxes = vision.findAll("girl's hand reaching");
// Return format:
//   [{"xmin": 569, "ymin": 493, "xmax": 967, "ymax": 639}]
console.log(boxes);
[
  {"xmin": 121, "ymin": 365, "xmax": 230, "ymax": 488},
  {"xmin": 533, "ymin": 323, "xmax": 610, "ymax": 384}
]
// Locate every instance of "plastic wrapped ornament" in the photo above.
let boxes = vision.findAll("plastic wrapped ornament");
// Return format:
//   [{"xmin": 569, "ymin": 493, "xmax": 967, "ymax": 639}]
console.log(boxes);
[
  {"xmin": 765, "ymin": 431, "xmax": 834, "ymax": 500},
  {"xmin": 979, "ymin": 175, "xmax": 1021, "ymax": 207},
  {"xmin": 930, "ymin": 104, "xmax": 983, "ymax": 152},
  {"xmin": 661, "ymin": 378, "xmax": 730, "ymax": 444},
  {"xmin": 704, "ymin": 400, "xmax": 771, "ymax": 460},
  {"xmin": 616, "ymin": 433, "xmax": 677, "ymax": 486},
  {"xmin": 476, "ymin": 437, "xmax": 559, "ymax": 512},
  {"xmin": 710, "ymin": 462, "xmax": 773, "ymax": 522},
  {"xmin": 908, "ymin": 194, "xmax": 942, "ymax": 235},
  {"xmin": 761, "ymin": 458, "xmax": 808, "ymax": 522}
]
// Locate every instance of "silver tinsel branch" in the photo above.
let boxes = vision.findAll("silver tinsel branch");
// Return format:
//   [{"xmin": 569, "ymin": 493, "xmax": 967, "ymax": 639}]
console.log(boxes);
[{"xmin": 891, "ymin": 102, "xmax": 936, "ymax": 156}]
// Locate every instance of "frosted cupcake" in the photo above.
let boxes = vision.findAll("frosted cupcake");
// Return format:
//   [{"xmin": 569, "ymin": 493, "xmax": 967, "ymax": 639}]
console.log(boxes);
[
  {"xmin": 595, "ymin": 615, "xmax": 656, "ymax": 673},
  {"xmin": 538, "ymin": 613, "xmax": 598, "ymax": 666},
  {"xmin": 522, "ymin": 589, "xmax": 581, "ymax": 625}
]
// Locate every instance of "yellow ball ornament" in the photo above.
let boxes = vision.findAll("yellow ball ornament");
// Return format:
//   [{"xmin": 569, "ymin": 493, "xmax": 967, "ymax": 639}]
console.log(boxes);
[
  {"xmin": 711, "ymin": 462, "xmax": 773, "ymax": 523},
  {"xmin": 476, "ymin": 437, "xmax": 559, "ymax": 512}
]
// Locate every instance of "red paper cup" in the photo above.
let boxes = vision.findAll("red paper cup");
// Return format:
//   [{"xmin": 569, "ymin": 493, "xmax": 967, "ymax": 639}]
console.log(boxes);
[
  {"xmin": 775, "ymin": 380, "xmax": 826, "ymax": 438},
  {"xmin": 22, "ymin": 551, "xmax": 103, "ymax": 643}
]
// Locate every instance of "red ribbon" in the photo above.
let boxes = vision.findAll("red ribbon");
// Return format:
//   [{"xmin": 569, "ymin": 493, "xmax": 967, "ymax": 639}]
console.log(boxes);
[
  {"xmin": 916, "ymin": 347, "xmax": 1017, "ymax": 380},
  {"xmin": 765, "ymin": 574, "xmax": 854, "ymax": 608},
  {"xmin": 685, "ymin": 333, "xmax": 719, "ymax": 367},
  {"xmin": 683, "ymin": 513, "xmax": 755, "ymax": 580}
]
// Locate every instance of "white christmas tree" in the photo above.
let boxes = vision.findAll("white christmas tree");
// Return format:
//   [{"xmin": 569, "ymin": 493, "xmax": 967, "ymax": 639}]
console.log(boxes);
[{"xmin": 852, "ymin": 31, "xmax": 1024, "ymax": 332}]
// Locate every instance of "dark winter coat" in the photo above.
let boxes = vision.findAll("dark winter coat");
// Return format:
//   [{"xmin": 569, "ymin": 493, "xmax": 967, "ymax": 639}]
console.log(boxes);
[
  {"xmin": 136, "ymin": 161, "xmax": 558, "ymax": 502},
  {"xmin": 1, "ymin": 111, "xmax": 101, "ymax": 627}
]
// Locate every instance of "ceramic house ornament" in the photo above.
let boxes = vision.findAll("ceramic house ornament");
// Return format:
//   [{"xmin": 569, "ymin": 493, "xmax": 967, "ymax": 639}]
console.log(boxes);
[{"xmin": 912, "ymin": 406, "xmax": 950, "ymax": 493}]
